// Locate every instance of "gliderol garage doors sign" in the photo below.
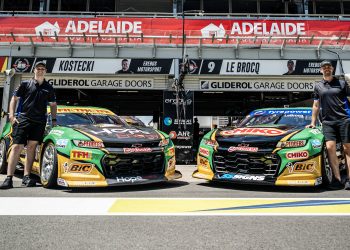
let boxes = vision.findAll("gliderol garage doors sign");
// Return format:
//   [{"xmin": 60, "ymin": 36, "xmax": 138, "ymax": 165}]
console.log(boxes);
[{"xmin": 199, "ymin": 79, "xmax": 315, "ymax": 92}]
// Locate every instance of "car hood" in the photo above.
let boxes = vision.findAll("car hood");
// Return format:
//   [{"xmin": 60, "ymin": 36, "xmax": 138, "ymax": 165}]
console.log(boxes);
[
  {"xmin": 215, "ymin": 125, "xmax": 302, "ymax": 144},
  {"xmin": 70, "ymin": 124, "xmax": 162, "ymax": 143}
]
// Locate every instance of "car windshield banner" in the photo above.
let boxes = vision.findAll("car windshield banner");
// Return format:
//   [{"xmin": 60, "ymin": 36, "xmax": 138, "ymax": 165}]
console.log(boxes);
[
  {"xmin": 0, "ymin": 17, "xmax": 349, "ymax": 46},
  {"xmin": 163, "ymin": 91, "xmax": 194, "ymax": 164}
]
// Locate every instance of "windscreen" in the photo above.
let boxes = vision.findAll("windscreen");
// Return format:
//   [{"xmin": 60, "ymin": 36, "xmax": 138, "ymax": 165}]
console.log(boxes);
[{"xmin": 239, "ymin": 110, "xmax": 312, "ymax": 127}]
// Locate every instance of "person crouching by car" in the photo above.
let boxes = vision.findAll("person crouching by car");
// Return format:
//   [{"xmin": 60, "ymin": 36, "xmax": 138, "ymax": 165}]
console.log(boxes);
[{"xmin": 0, "ymin": 61, "xmax": 57, "ymax": 189}]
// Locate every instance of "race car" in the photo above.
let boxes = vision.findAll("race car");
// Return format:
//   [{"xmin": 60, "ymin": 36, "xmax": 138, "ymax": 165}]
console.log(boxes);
[
  {"xmin": 0, "ymin": 106, "xmax": 180, "ymax": 188},
  {"xmin": 193, "ymin": 107, "xmax": 346, "ymax": 187}
]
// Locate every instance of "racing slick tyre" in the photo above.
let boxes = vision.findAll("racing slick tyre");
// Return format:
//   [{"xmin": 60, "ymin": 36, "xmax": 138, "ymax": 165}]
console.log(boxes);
[
  {"xmin": 0, "ymin": 139, "xmax": 8, "ymax": 174},
  {"xmin": 321, "ymin": 144, "xmax": 333, "ymax": 187},
  {"xmin": 40, "ymin": 142, "xmax": 58, "ymax": 188}
]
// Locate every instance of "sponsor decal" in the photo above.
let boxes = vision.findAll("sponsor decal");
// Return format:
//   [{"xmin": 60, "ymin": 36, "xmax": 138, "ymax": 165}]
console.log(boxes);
[
  {"xmin": 57, "ymin": 178, "xmax": 68, "ymax": 187},
  {"xmin": 70, "ymin": 150, "xmax": 92, "ymax": 160},
  {"xmin": 66, "ymin": 163, "xmax": 94, "ymax": 174},
  {"xmin": 163, "ymin": 117, "xmax": 172, "ymax": 126},
  {"xmin": 221, "ymin": 128, "xmax": 286, "ymax": 136},
  {"xmin": 233, "ymin": 174, "xmax": 265, "ymax": 181},
  {"xmin": 57, "ymin": 107, "xmax": 113, "ymax": 114},
  {"xmin": 219, "ymin": 173, "xmax": 235, "ymax": 179},
  {"xmin": 176, "ymin": 145, "xmax": 192, "ymax": 149},
  {"xmin": 287, "ymin": 180, "xmax": 311, "ymax": 185},
  {"xmin": 56, "ymin": 139, "xmax": 69, "ymax": 148},
  {"xmin": 176, "ymin": 130, "xmax": 191, "ymax": 140},
  {"xmin": 169, "ymin": 131, "xmax": 177, "ymax": 139},
  {"xmin": 167, "ymin": 157, "xmax": 176, "ymax": 169},
  {"xmin": 286, "ymin": 161, "xmax": 316, "ymax": 173},
  {"xmin": 315, "ymin": 177, "xmax": 323, "ymax": 185},
  {"xmin": 115, "ymin": 176, "xmax": 143, "ymax": 183},
  {"xmin": 228, "ymin": 144, "xmax": 258, "ymax": 152},
  {"xmin": 311, "ymin": 139, "xmax": 322, "ymax": 149},
  {"xmin": 286, "ymin": 150, "xmax": 309, "ymax": 160},
  {"xmin": 279, "ymin": 140, "xmax": 306, "ymax": 148},
  {"xmin": 35, "ymin": 21, "xmax": 60, "ymax": 38},
  {"xmin": 159, "ymin": 139, "xmax": 169, "ymax": 147},
  {"xmin": 76, "ymin": 140, "xmax": 104, "ymax": 148},
  {"xmin": 199, "ymin": 147, "xmax": 210, "ymax": 157},
  {"xmin": 166, "ymin": 147, "xmax": 175, "ymax": 157},
  {"xmin": 199, "ymin": 157, "xmax": 209, "ymax": 167},
  {"xmin": 49, "ymin": 130, "xmax": 64, "ymax": 136},
  {"xmin": 123, "ymin": 147, "xmax": 152, "ymax": 154},
  {"xmin": 13, "ymin": 58, "xmax": 31, "ymax": 72},
  {"xmin": 204, "ymin": 139, "xmax": 217, "ymax": 147},
  {"xmin": 309, "ymin": 129, "xmax": 321, "ymax": 135}
]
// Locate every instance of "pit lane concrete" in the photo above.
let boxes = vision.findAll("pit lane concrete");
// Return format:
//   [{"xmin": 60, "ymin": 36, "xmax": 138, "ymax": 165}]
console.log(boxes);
[{"xmin": 1, "ymin": 165, "xmax": 350, "ymax": 249}]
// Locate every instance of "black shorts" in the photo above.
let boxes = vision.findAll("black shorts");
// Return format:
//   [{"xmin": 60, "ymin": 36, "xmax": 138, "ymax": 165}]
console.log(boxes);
[
  {"xmin": 11, "ymin": 119, "xmax": 46, "ymax": 145},
  {"xmin": 322, "ymin": 119, "xmax": 350, "ymax": 143}
]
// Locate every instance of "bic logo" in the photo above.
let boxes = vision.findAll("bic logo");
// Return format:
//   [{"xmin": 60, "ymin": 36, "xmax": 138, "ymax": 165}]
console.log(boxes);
[
  {"xmin": 69, "ymin": 163, "xmax": 93, "ymax": 174},
  {"xmin": 70, "ymin": 150, "xmax": 92, "ymax": 160}
]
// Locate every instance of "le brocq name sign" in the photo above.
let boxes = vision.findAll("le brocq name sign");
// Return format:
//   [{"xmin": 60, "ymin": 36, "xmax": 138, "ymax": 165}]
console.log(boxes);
[{"xmin": 200, "ymin": 80, "xmax": 315, "ymax": 92}]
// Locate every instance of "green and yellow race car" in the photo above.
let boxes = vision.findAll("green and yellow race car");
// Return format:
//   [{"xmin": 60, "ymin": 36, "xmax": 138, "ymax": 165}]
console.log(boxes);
[
  {"xmin": 0, "ymin": 106, "xmax": 181, "ymax": 188},
  {"xmin": 193, "ymin": 107, "xmax": 347, "ymax": 187}
]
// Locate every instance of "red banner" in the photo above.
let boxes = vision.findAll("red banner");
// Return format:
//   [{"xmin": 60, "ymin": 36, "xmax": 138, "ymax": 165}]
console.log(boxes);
[{"xmin": 0, "ymin": 17, "xmax": 349, "ymax": 46}]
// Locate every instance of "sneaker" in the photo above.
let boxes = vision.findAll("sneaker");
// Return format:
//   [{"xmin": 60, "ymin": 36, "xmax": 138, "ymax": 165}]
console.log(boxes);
[
  {"xmin": 0, "ymin": 176, "xmax": 13, "ymax": 189},
  {"xmin": 344, "ymin": 180, "xmax": 350, "ymax": 190},
  {"xmin": 329, "ymin": 179, "xmax": 345, "ymax": 190},
  {"xmin": 22, "ymin": 175, "xmax": 36, "ymax": 187}
]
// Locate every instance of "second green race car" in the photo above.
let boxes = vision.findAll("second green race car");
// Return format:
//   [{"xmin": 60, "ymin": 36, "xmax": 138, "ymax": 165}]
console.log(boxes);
[{"xmin": 193, "ymin": 107, "xmax": 347, "ymax": 187}]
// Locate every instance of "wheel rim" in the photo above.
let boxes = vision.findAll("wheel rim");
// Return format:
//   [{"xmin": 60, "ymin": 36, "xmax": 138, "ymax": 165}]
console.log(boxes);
[
  {"xmin": 41, "ymin": 144, "xmax": 55, "ymax": 182},
  {"xmin": 0, "ymin": 140, "xmax": 5, "ymax": 167},
  {"xmin": 323, "ymin": 148, "xmax": 333, "ymax": 183}
]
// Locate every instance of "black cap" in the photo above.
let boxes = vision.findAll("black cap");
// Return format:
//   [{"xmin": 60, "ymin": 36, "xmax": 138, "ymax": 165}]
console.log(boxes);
[
  {"xmin": 34, "ymin": 61, "xmax": 46, "ymax": 68},
  {"xmin": 287, "ymin": 60, "xmax": 294, "ymax": 64},
  {"xmin": 320, "ymin": 60, "xmax": 332, "ymax": 67}
]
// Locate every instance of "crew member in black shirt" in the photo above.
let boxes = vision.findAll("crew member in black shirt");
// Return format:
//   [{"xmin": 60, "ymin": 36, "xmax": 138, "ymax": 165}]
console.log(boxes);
[
  {"xmin": 307, "ymin": 60, "xmax": 350, "ymax": 190},
  {"xmin": 0, "ymin": 61, "xmax": 57, "ymax": 189}
]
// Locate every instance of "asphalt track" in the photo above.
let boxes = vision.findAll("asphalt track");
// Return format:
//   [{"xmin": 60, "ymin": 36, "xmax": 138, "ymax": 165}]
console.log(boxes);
[{"xmin": 1, "ymin": 165, "xmax": 350, "ymax": 249}]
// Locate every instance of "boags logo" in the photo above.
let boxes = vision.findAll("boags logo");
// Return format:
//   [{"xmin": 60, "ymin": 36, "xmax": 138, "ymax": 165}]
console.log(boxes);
[{"xmin": 164, "ymin": 117, "xmax": 173, "ymax": 126}]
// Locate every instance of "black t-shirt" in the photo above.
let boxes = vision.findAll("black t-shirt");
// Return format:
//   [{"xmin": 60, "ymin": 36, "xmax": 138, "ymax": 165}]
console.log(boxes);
[
  {"xmin": 313, "ymin": 77, "xmax": 350, "ymax": 124},
  {"xmin": 14, "ymin": 78, "xmax": 56, "ymax": 123}
]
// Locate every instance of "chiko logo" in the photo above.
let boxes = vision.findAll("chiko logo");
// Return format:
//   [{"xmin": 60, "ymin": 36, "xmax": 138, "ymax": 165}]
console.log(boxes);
[
  {"xmin": 220, "ymin": 128, "xmax": 286, "ymax": 136},
  {"xmin": 286, "ymin": 150, "xmax": 309, "ymax": 160},
  {"xmin": 164, "ymin": 117, "xmax": 173, "ymax": 126},
  {"xmin": 286, "ymin": 161, "xmax": 316, "ymax": 173},
  {"xmin": 13, "ymin": 58, "xmax": 31, "ymax": 72}
]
